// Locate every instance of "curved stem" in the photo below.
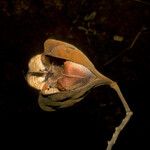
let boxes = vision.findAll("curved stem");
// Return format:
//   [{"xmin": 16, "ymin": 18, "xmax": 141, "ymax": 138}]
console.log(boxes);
[{"xmin": 106, "ymin": 82, "xmax": 133, "ymax": 150}]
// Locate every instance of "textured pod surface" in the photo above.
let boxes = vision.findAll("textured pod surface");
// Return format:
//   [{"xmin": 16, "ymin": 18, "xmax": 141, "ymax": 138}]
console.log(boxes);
[
  {"xmin": 26, "ymin": 39, "xmax": 112, "ymax": 112},
  {"xmin": 27, "ymin": 54, "xmax": 62, "ymax": 94},
  {"xmin": 27, "ymin": 54, "xmax": 46, "ymax": 90},
  {"xmin": 26, "ymin": 74, "xmax": 45, "ymax": 90},
  {"xmin": 28, "ymin": 54, "xmax": 46, "ymax": 73},
  {"xmin": 44, "ymin": 39, "xmax": 97, "ymax": 74}
]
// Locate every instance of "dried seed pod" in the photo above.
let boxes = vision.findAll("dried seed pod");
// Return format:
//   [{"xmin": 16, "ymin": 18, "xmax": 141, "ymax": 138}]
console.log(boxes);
[
  {"xmin": 26, "ymin": 39, "xmax": 112, "ymax": 112},
  {"xmin": 26, "ymin": 39, "xmax": 133, "ymax": 150},
  {"xmin": 26, "ymin": 39, "xmax": 114, "ymax": 111}
]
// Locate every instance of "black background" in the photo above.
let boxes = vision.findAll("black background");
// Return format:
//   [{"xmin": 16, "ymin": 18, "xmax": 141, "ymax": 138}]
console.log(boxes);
[{"xmin": 0, "ymin": 0, "xmax": 150, "ymax": 149}]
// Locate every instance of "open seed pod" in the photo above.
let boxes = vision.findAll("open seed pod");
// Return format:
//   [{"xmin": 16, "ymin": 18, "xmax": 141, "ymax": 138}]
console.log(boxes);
[
  {"xmin": 26, "ymin": 39, "xmax": 133, "ymax": 150},
  {"xmin": 27, "ymin": 39, "xmax": 113, "ymax": 111}
]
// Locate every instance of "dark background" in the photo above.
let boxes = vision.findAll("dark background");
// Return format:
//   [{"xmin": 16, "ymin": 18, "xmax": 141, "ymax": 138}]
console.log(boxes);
[{"xmin": 0, "ymin": 0, "xmax": 150, "ymax": 149}]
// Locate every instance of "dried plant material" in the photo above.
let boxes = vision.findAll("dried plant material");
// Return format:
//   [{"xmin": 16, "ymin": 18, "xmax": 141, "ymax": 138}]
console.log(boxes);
[{"xmin": 26, "ymin": 39, "xmax": 133, "ymax": 150}]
